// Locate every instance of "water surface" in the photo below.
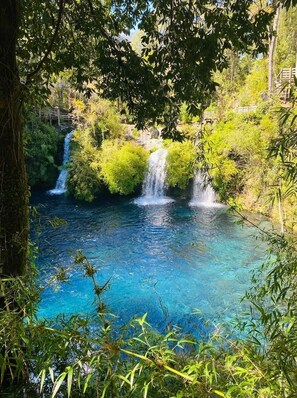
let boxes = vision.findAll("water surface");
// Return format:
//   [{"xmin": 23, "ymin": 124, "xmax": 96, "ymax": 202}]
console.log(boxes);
[{"xmin": 32, "ymin": 194, "xmax": 266, "ymax": 336}]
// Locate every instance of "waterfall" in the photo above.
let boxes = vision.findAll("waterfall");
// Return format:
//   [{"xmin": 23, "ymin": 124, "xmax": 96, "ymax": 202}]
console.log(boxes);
[
  {"xmin": 189, "ymin": 171, "xmax": 219, "ymax": 207},
  {"xmin": 144, "ymin": 149, "xmax": 168, "ymax": 197},
  {"xmin": 48, "ymin": 130, "xmax": 74, "ymax": 195},
  {"xmin": 134, "ymin": 148, "xmax": 174, "ymax": 205}
]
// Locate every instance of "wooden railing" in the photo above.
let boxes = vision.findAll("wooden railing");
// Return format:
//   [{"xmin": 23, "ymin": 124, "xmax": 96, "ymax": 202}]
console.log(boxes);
[
  {"xmin": 279, "ymin": 68, "xmax": 296, "ymax": 83},
  {"xmin": 203, "ymin": 105, "xmax": 257, "ymax": 123},
  {"xmin": 203, "ymin": 111, "xmax": 216, "ymax": 122},
  {"xmin": 38, "ymin": 107, "xmax": 72, "ymax": 126},
  {"xmin": 276, "ymin": 67, "xmax": 296, "ymax": 101},
  {"xmin": 236, "ymin": 105, "xmax": 257, "ymax": 113}
]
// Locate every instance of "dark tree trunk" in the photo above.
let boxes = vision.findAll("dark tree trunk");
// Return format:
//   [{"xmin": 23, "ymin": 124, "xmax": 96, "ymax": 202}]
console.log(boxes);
[{"xmin": 0, "ymin": 0, "xmax": 28, "ymax": 277}]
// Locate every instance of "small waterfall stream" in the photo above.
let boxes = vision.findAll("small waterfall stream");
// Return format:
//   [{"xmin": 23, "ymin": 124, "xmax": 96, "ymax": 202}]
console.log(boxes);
[
  {"xmin": 189, "ymin": 171, "xmax": 219, "ymax": 207},
  {"xmin": 48, "ymin": 130, "xmax": 74, "ymax": 195},
  {"xmin": 135, "ymin": 148, "xmax": 174, "ymax": 205}
]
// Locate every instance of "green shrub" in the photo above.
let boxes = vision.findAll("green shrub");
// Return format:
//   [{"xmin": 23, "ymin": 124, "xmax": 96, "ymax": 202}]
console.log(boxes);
[
  {"xmin": 72, "ymin": 96, "xmax": 125, "ymax": 145},
  {"xmin": 100, "ymin": 141, "xmax": 148, "ymax": 195},
  {"xmin": 24, "ymin": 114, "xmax": 62, "ymax": 188},
  {"xmin": 202, "ymin": 107, "xmax": 279, "ymax": 204},
  {"xmin": 67, "ymin": 128, "xmax": 104, "ymax": 201},
  {"xmin": 166, "ymin": 140, "xmax": 197, "ymax": 190},
  {"xmin": 68, "ymin": 98, "xmax": 148, "ymax": 201},
  {"xmin": 68, "ymin": 151, "xmax": 103, "ymax": 202},
  {"xmin": 237, "ymin": 59, "xmax": 268, "ymax": 106},
  {"xmin": 179, "ymin": 103, "xmax": 193, "ymax": 123}
]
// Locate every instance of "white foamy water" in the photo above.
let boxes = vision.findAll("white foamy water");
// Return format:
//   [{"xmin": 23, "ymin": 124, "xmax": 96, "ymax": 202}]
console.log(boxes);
[
  {"xmin": 189, "ymin": 171, "xmax": 222, "ymax": 207},
  {"xmin": 134, "ymin": 148, "xmax": 174, "ymax": 206},
  {"xmin": 48, "ymin": 130, "xmax": 74, "ymax": 195}
]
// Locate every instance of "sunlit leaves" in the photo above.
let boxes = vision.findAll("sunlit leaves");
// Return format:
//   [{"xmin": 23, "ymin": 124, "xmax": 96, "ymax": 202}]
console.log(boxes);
[
  {"xmin": 166, "ymin": 140, "xmax": 197, "ymax": 190},
  {"xmin": 18, "ymin": 0, "xmax": 273, "ymax": 132},
  {"xmin": 246, "ymin": 233, "xmax": 297, "ymax": 391},
  {"xmin": 100, "ymin": 141, "xmax": 148, "ymax": 195}
]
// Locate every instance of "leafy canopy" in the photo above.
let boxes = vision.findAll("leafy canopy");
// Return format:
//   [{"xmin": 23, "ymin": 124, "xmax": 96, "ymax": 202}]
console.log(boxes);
[{"xmin": 19, "ymin": 0, "xmax": 273, "ymax": 136}]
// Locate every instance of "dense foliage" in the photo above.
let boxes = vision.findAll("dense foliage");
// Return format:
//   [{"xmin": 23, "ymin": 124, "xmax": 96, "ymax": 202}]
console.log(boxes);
[
  {"xmin": 201, "ymin": 104, "xmax": 279, "ymax": 205},
  {"xmin": 68, "ymin": 97, "xmax": 149, "ymax": 201},
  {"xmin": 246, "ymin": 233, "xmax": 297, "ymax": 393},
  {"xmin": 275, "ymin": 7, "xmax": 297, "ymax": 72},
  {"xmin": 237, "ymin": 59, "xmax": 268, "ymax": 107},
  {"xmin": 166, "ymin": 140, "xmax": 197, "ymax": 190},
  {"xmin": 18, "ymin": 0, "xmax": 273, "ymax": 134},
  {"xmin": 100, "ymin": 141, "xmax": 148, "ymax": 195},
  {"xmin": 199, "ymin": 38, "xmax": 297, "ymax": 229},
  {"xmin": 24, "ymin": 114, "xmax": 63, "ymax": 188}
]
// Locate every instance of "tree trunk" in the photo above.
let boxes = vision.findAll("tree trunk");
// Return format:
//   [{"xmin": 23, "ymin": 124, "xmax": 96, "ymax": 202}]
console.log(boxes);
[
  {"xmin": 268, "ymin": 6, "xmax": 281, "ymax": 95},
  {"xmin": 0, "ymin": 0, "xmax": 28, "ymax": 277}
]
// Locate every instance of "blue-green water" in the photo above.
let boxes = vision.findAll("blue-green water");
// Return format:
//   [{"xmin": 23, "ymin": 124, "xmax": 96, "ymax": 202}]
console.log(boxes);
[{"xmin": 33, "ymin": 194, "xmax": 266, "ymax": 336}]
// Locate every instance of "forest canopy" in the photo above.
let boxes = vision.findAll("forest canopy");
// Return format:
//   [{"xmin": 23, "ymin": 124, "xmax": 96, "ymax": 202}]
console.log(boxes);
[{"xmin": 18, "ymin": 0, "xmax": 274, "ymax": 130}]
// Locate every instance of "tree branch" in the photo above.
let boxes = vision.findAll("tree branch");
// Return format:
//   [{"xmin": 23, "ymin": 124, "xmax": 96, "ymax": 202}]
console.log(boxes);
[
  {"xmin": 86, "ymin": 0, "xmax": 124, "ymax": 62},
  {"xmin": 86, "ymin": 0, "xmax": 137, "ymax": 109},
  {"xmin": 25, "ymin": 0, "xmax": 65, "ymax": 85}
]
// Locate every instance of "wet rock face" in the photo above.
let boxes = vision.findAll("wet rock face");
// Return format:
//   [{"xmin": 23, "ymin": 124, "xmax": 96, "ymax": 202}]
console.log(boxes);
[{"xmin": 149, "ymin": 126, "xmax": 160, "ymax": 139}]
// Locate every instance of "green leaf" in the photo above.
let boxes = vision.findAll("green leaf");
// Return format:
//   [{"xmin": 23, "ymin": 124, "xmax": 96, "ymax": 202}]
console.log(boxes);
[
  {"xmin": 52, "ymin": 372, "xmax": 67, "ymax": 398},
  {"xmin": 67, "ymin": 366, "xmax": 73, "ymax": 397},
  {"xmin": 39, "ymin": 369, "xmax": 46, "ymax": 393},
  {"xmin": 117, "ymin": 374, "xmax": 131, "ymax": 386},
  {"xmin": 83, "ymin": 373, "xmax": 93, "ymax": 394},
  {"xmin": 49, "ymin": 366, "xmax": 55, "ymax": 383},
  {"xmin": 143, "ymin": 382, "xmax": 149, "ymax": 398}
]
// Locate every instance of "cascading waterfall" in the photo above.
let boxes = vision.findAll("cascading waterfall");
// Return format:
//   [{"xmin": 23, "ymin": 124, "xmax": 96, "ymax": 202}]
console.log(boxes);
[
  {"xmin": 144, "ymin": 149, "xmax": 168, "ymax": 197},
  {"xmin": 189, "ymin": 171, "xmax": 219, "ymax": 207},
  {"xmin": 134, "ymin": 148, "xmax": 174, "ymax": 205},
  {"xmin": 48, "ymin": 130, "xmax": 74, "ymax": 195}
]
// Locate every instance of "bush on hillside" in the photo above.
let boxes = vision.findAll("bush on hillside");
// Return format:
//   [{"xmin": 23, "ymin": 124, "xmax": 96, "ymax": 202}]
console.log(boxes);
[
  {"xmin": 100, "ymin": 141, "xmax": 148, "ymax": 195},
  {"xmin": 24, "ymin": 114, "xmax": 62, "ymax": 188},
  {"xmin": 166, "ymin": 140, "xmax": 197, "ymax": 190}
]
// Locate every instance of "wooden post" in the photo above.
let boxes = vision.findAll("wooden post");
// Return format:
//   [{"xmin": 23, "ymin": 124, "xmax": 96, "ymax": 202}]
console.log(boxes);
[
  {"xmin": 68, "ymin": 88, "xmax": 71, "ymax": 109},
  {"xmin": 57, "ymin": 107, "xmax": 61, "ymax": 126},
  {"xmin": 278, "ymin": 192, "xmax": 284, "ymax": 234}
]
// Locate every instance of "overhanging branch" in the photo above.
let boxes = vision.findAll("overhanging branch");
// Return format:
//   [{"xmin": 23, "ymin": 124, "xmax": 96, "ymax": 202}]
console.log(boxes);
[{"xmin": 25, "ymin": 0, "xmax": 65, "ymax": 85}]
